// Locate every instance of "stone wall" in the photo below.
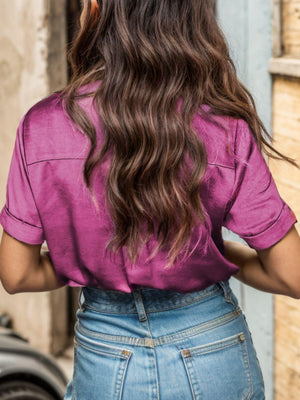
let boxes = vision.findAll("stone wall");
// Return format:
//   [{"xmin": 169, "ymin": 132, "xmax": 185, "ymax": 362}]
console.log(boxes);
[
  {"xmin": 282, "ymin": 0, "xmax": 300, "ymax": 56},
  {"xmin": 271, "ymin": 1, "xmax": 300, "ymax": 398},
  {"xmin": 271, "ymin": 76, "xmax": 300, "ymax": 400}
]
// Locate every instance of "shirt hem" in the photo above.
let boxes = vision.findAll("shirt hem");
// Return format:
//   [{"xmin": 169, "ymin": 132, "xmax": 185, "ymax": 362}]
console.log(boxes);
[
  {"xmin": 0, "ymin": 205, "xmax": 45, "ymax": 245},
  {"xmin": 241, "ymin": 203, "xmax": 297, "ymax": 250}
]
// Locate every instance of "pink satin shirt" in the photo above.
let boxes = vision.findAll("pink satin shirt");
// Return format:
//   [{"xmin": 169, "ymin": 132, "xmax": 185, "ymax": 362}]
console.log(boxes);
[{"xmin": 0, "ymin": 81, "xmax": 297, "ymax": 292}]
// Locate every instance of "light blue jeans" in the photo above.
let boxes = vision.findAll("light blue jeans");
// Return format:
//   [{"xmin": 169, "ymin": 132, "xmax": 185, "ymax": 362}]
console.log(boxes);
[{"xmin": 64, "ymin": 280, "xmax": 265, "ymax": 399}]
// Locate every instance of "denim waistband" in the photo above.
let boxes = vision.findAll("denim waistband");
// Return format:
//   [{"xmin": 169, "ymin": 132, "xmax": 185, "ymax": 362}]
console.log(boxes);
[{"xmin": 79, "ymin": 280, "xmax": 232, "ymax": 316}]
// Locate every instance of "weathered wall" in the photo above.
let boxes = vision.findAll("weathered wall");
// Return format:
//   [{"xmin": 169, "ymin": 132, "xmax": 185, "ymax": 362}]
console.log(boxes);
[
  {"xmin": 0, "ymin": 0, "xmax": 68, "ymax": 354},
  {"xmin": 282, "ymin": 0, "xmax": 300, "ymax": 56},
  {"xmin": 216, "ymin": 2, "xmax": 274, "ymax": 398},
  {"xmin": 271, "ymin": 76, "xmax": 300, "ymax": 400},
  {"xmin": 271, "ymin": 1, "xmax": 300, "ymax": 399}
]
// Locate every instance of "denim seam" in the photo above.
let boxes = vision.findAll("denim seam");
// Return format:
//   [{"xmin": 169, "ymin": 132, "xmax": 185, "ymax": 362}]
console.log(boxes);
[
  {"xmin": 119, "ymin": 356, "xmax": 131, "ymax": 400},
  {"xmin": 152, "ymin": 347, "xmax": 160, "ymax": 400},
  {"xmin": 183, "ymin": 356, "xmax": 200, "ymax": 399},
  {"xmin": 241, "ymin": 336, "xmax": 254, "ymax": 400},
  {"xmin": 179, "ymin": 331, "xmax": 251, "ymax": 400},
  {"xmin": 72, "ymin": 346, "xmax": 78, "ymax": 400},
  {"xmin": 74, "ymin": 337, "xmax": 132, "ymax": 400},
  {"xmin": 75, "ymin": 308, "xmax": 241, "ymax": 348},
  {"xmin": 184, "ymin": 331, "xmax": 245, "ymax": 356},
  {"xmin": 181, "ymin": 356, "xmax": 197, "ymax": 400},
  {"xmin": 116, "ymin": 356, "xmax": 131, "ymax": 400},
  {"xmin": 143, "ymin": 298, "xmax": 161, "ymax": 399},
  {"xmin": 74, "ymin": 336, "xmax": 131, "ymax": 359}
]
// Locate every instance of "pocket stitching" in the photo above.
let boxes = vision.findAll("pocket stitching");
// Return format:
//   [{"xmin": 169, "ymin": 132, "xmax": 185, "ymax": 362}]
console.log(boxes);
[
  {"xmin": 75, "ymin": 336, "xmax": 132, "ymax": 359},
  {"xmin": 81, "ymin": 303, "xmax": 137, "ymax": 314},
  {"xmin": 71, "ymin": 344, "xmax": 78, "ymax": 400},
  {"xmin": 76, "ymin": 308, "xmax": 241, "ymax": 349},
  {"xmin": 181, "ymin": 356, "xmax": 197, "ymax": 400},
  {"xmin": 116, "ymin": 353, "xmax": 132, "ymax": 400},
  {"xmin": 180, "ymin": 332, "xmax": 245, "ymax": 357},
  {"xmin": 179, "ymin": 331, "xmax": 253, "ymax": 400},
  {"xmin": 240, "ymin": 335, "xmax": 254, "ymax": 400},
  {"xmin": 72, "ymin": 339, "xmax": 132, "ymax": 400}
]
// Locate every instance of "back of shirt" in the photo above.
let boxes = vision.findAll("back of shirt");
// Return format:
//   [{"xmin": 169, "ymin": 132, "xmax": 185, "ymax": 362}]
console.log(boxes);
[{"xmin": 0, "ymin": 80, "xmax": 297, "ymax": 293}]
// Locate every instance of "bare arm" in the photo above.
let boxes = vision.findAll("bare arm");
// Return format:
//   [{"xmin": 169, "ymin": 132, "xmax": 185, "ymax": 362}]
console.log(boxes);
[
  {"xmin": 0, "ymin": 230, "xmax": 65, "ymax": 294},
  {"xmin": 11, "ymin": 249, "xmax": 65, "ymax": 293},
  {"xmin": 256, "ymin": 225, "xmax": 300, "ymax": 297},
  {"xmin": 224, "ymin": 225, "xmax": 300, "ymax": 299}
]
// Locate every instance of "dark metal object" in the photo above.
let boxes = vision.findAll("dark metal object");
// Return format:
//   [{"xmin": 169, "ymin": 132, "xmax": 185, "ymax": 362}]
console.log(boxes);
[
  {"xmin": 0, "ymin": 315, "xmax": 12, "ymax": 329},
  {"xmin": 0, "ymin": 328, "xmax": 68, "ymax": 399}
]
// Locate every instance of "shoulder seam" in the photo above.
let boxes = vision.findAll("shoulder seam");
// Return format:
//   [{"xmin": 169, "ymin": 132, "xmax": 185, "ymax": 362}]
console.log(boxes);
[
  {"xmin": 18, "ymin": 112, "xmax": 45, "ymax": 232},
  {"xmin": 21, "ymin": 92, "xmax": 62, "ymax": 168},
  {"xmin": 22, "ymin": 111, "xmax": 30, "ymax": 169},
  {"xmin": 223, "ymin": 118, "xmax": 240, "ymax": 221}
]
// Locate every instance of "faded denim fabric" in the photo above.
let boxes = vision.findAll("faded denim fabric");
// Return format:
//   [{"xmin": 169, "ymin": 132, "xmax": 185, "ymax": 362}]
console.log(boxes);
[{"xmin": 64, "ymin": 279, "xmax": 265, "ymax": 399}]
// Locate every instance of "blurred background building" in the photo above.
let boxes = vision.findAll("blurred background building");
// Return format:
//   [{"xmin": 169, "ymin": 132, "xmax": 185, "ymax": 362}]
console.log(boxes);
[
  {"xmin": 269, "ymin": 1, "xmax": 300, "ymax": 399},
  {"xmin": 0, "ymin": 1, "xmax": 299, "ymax": 399},
  {"xmin": 0, "ymin": 0, "xmax": 81, "ymax": 375}
]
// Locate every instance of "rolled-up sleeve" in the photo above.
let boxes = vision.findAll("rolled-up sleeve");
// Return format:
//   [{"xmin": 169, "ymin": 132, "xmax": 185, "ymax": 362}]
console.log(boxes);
[
  {"xmin": 223, "ymin": 118, "xmax": 297, "ymax": 250},
  {"xmin": 0, "ymin": 114, "xmax": 45, "ymax": 245}
]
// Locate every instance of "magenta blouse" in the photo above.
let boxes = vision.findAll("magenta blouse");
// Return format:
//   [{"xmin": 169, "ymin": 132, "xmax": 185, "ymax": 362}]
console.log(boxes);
[{"xmin": 0, "ymin": 81, "xmax": 297, "ymax": 293}]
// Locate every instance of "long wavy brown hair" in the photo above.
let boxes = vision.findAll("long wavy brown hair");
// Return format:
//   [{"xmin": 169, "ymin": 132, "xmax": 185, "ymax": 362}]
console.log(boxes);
[{"xmin": 58, "ymin": 0, "xmax": 298, "ymax": 269}]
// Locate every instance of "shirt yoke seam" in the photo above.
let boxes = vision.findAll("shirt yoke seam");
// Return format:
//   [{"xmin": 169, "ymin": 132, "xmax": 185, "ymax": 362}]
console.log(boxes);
[
  {"xmin": 21, "ymin": 113, "xmax": 45, "ymax": 230},
  {"xmin": 222, "ymin": 118, "xmax": 239, "ymax": 221},
  {"xmin": 27, "ymin": 157, "xmax": 87, "ymax": 166},
  {"xmin": 208, "ymin": 162, "xmax": 234, "ymax": 170},
  {"xmin": 27, "ymin": 158, "xmax": 234, "ymax": 170}
]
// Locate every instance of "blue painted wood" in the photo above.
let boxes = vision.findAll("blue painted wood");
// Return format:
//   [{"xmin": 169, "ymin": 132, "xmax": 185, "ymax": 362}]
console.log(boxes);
[{"xmin": 216, "ymin": 2, "xmax": 273, "ymax": 399}]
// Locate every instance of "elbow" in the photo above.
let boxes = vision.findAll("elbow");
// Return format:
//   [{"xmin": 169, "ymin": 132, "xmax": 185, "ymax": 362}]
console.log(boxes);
[
  {"xmin": 284, "ymin": 277, "xmax": 300, "ymax": 299},
  {"xmin": 0, "ymin": 263, "xmax": 30, "ymax": 295},
  {"xmin": 1, "ymin": 282, "xmax": 19, "ymax": 295},
  {"xmin": 282, "ymin": 284, "xmax": 300, "ymax": 300},
  {"xmin": 283, "ymin": 281, "xmax": 300, "ymax": 299},
  {"xmin": 0, "ymin": 277, "xmax": 24, "ymax": 295},
  {"xmin": 290, "ymin": 288, "xmax": 300, "ymax": 300}
]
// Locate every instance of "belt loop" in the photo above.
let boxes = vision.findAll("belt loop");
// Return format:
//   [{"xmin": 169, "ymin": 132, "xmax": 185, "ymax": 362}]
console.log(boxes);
[
  {"xmin": 218, "ymin": 280, "xmax": 231, "ymax": 302},
  {"xmin": 78, "ymin": 287, "xmax": 86, "ymax": 311},
  {"xmin": 132, "ymin": 289, "xmax": 148, "ymax": 322}
]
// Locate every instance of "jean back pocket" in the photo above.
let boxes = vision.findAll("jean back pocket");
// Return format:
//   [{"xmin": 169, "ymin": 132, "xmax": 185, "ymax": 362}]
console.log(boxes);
[
  {"xmin": 178, "ymin": 331, "xmax": 253, "ymax": 400},
  {"xmin": 72, "ymin": 333, "xmax": 132, "ymax": 400}
]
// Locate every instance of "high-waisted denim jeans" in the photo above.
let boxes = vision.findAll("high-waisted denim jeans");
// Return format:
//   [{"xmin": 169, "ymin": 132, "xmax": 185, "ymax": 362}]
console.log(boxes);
[{"xmin": 64, "ymin": 280, "xmax": 265, "ymax": 399}]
